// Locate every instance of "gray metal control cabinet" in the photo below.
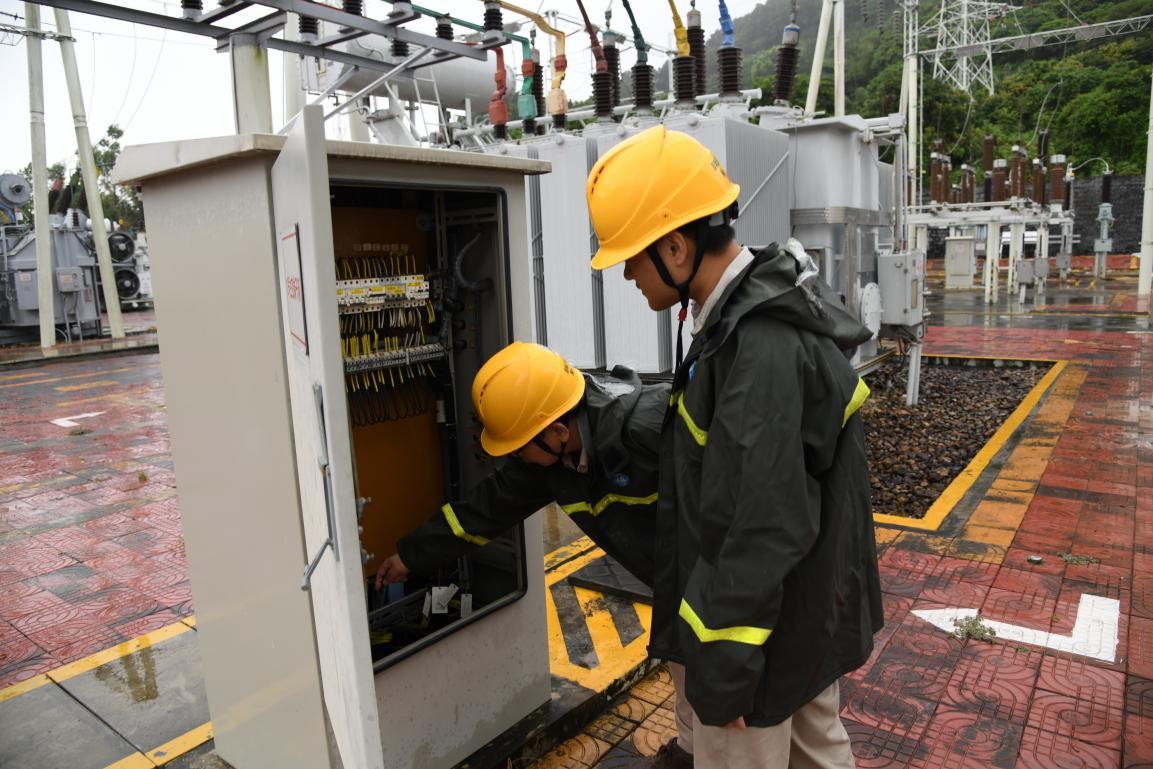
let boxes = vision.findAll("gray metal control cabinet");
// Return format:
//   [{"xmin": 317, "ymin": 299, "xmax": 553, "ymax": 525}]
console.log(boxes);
[{"xmin": 113, "ymin": 106, "xmax": 551, "ymax": 769}]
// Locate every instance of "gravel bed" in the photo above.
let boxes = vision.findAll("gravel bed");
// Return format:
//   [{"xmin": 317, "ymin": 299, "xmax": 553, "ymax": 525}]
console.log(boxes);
[{"xmin": 861, "ymin": 359, "xmax": 1049, "ymax": 519}]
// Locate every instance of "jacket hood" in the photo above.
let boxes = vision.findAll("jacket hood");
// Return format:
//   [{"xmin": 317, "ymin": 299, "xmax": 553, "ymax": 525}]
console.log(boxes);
[
  {"xmin": 693, "ymin": 245, "xmax": 874, "ymax": 360},
  {"xmin": 582, "ymin": 368, "xmax": 646, "ymax": 475}
]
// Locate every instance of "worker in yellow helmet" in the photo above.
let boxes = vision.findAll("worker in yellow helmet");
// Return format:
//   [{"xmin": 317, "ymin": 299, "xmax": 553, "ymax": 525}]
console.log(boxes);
[
  {"xmin": 587, "ymin": 125, "xmax": 882, "ymax": 769},
  {"xmin": 375, "ymin": 342, "xmax": 665, "ymax": 640}
]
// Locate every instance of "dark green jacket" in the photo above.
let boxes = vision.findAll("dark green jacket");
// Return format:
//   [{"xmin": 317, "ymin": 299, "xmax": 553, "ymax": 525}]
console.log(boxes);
[
  {"xmin": 398, "ymin": 368, "xmax": 667, "ymax": 587},
  {"xmin": 651, "ymin": 245, "xmax": 883, "ymax": 727}
]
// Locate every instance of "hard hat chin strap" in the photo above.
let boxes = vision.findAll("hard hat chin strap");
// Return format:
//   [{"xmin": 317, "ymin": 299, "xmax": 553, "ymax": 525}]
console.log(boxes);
[{"xmin": 646, "ymin": 219, "xmax": 708, "ymax": 372}]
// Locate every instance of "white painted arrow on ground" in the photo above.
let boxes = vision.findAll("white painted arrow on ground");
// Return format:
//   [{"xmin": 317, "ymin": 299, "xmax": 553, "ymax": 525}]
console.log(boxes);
[
  {"xmin": 50, "ymin": 411, "xmax": 105, "ymax": 428},
  {"xmin": 912, "ymin": 593, "xmax": 1120, "ymax": 663}
]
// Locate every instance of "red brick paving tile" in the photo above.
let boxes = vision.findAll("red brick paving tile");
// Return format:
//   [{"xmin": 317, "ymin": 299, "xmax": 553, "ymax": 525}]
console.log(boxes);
[
  {"xmin": 0, "ymin": 580, "xmax": 66, "ymax": 617},
  {"xmin": 1133, "ymin": 574, "xmax": 1153, "ymax": 620},
  {"xmin": 1027, "ymin": 691, "xmax": 1124, "ymax": 750},
  {"xmin": 113, "ymin": 609, "xmax": 183, "ymax": 640},
  {"xmin": 983, "ymin": 587, "xmax": 1060, "ymax": 630},
  {"xmin": 1014, "ymin": 725, "xmax": 1121, "ymax": 769},
  {"xmin": 919, "ymin": 574, "xmax": 991, "ymax": 608},
  {"xmin": 1013, "ymin": 530, "xmax": 1076, "ymax": 556},
  {"xmin": 0, "ymin": 634, "xmax": 46, "ymax": 672},
  {"xmin": 171, "ymin": 599, "xmax": 195, "ymax": 617},
  {"xmin": 48, "ymin": 628, "xmax": 126, "ymax": 665},
  {"xmin": 1136, "ymin": 552, "xmax": 1153, "ymax": 577},
  {"xmin": 31, "ymin": 526, "xmax": 107, "ymax": 559},
  {"xmin": 30, "ymin": 563, "xmax": 118, "ymax": 603},
  {"xmin": 843, "ymin": 682, "xmax": 937, "ymax": 743},
  {"xmin": 73, "ymin": 586, "xmax": 163, "ymax": 627},
  {"xmin": 148, "ymin": 582, "xmax": 193, "ymax": 608},
  {"xmin": 879, "ymin": 563, "xmax": 928, "ymax": 600},
  {"xmin": 844, "ymin": 720, "xmax": 917, "ymax": 768},
  {"xmin": 82, "ymin": 512, "xmax": 152, "ymax": 540},
  {"xmin": 944, "ymin": 643, "xmax": 1043, "ymax": 724},
  {"xmin": 0, "ymin": 541, "xmax": 75, "ymax": 585},
  {"xmin": 993, "ymin": 566, "xmax": 1064, "ymax": 601},
  {"xmin": 1038, "ymin": 655, "xmax": 1127, "ymax": 712},
  {"xmin": 1126, "ymin": 676, "xmax": 1153, "ymax": 719},
  {"xmin": 1124, "ymin": 713, "xmax": 1153, "ymax": 767},
  {"xmin": 19, "ymin": 614, "xmax": 119, "ymax": 654},
  {"xmin": 1131, "ymin": 617, "xmax": 1153, "ymax": 680},
  {"xmin": 81, "ymin": 541, "xmax": 148, "ymax": 574},
  {"xmin": 1069, "ymin": 544, "xmax": 1133, "ymax": 571},
  {"xmin": 909, "ymin": 707, "xmax": 1023, "ymax": 769},
  {"xmin": 0, "ymin": 618, "xmax": 23, "ymax": 647},
  {"xmin": 1004, "ymin": 548, "xmax": 1068, "ymax": 577},
  {"xmin": 0, "ymin": 655, "xmax": 58, "ymax": 689},
  {"xmin": 7, "ymin": 602, "xmax": 89, "ymax": 636}
]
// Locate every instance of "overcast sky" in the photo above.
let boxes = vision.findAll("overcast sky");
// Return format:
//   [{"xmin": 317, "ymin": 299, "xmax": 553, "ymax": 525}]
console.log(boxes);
[{"xmin": 0, "ymin": 0, "xmax": 769, "ymax": 174}]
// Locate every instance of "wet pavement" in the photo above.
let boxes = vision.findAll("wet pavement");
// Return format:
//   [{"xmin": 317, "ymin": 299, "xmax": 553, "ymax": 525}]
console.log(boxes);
[{"xmin": 2, "ymin": 261, "xmax": 1152, "ymax": 768}]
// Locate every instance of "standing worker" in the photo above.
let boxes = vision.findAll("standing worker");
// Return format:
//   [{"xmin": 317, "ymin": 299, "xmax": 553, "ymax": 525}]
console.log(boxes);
[{"xmin": 586, "ymin": 125, "xmax": 883, "ymax": 768}]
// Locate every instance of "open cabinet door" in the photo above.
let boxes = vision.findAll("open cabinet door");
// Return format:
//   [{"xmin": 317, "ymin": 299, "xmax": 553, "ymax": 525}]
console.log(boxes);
[{"xmin": 271, "ymin": 105, "xmax": 384, "ymax": 769}]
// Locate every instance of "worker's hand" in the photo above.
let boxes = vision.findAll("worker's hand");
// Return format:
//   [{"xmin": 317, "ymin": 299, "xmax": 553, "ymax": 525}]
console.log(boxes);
[
  {"xmin": 721, "ymin": 716, "xmax": 746, "ymax": 730},
  {"xmin": 374, "ymin": 554, "xmax": 410, "ymax": 590}
]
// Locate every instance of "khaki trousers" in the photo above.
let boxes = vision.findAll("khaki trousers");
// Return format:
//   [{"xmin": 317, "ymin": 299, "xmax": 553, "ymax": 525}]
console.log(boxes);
[{"xmin": 668, "ymin": 663, "xmax": 855, "ymax": 769}]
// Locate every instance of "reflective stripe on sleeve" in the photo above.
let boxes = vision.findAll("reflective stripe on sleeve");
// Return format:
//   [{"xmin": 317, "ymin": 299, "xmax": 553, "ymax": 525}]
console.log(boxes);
[
  {"xmin": 678, "ymin": 599, "xmax": 773, "ymax": 645},
  {"xmin": 842, "ymin": 378, "xmax": 870, "ymax": 427},
  {"xmin": 670, "ymin": 391, "xmax": 708, "ymax": 447},
  {"xmin": 441, "ymin": 503, "xmax": 490, "ymax": 546},
  {"xmin": 562, "ymin": 492, "xmax": 658, "ymax": 518}
]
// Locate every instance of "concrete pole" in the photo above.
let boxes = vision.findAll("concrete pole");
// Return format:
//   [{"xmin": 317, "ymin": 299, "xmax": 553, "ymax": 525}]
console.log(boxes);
[
  {"xmin": 805, "ymin": 0, "xmax": 834, "ymax": 115},
  {"xmin": 1139, "ymin": 66, "xmax": 1153, "ymax": 298},
  {"xmin": 54, "ymin": 9, "xmax": 124, "ymax": 339},
  {"xmin": 26, "ymin": 5, "xmax": 56, "ymax": 349},
  {"xmin": 833, "ymin": 0, "xmax": 845, "ymax": 117},
  {"xmin": 231, "ymin": 34, "xmax": 273, "ymax": 134},
  {"xmin": 1008, "ymin": 221, "xmax": 1023, "ymax": 295},
  {"xmin": 906, "ymin": 54, "xmax": 919, "ymax": 210},
  {"xmin": 984, "ymin": 220, "xmax": 999, "ymax": 304}
]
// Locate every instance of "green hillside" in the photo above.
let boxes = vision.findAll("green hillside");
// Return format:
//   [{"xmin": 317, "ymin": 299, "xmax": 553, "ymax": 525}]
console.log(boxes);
[{"xmin": 676, "ymin": 0, "xmax": 1152, "ymax": 174}]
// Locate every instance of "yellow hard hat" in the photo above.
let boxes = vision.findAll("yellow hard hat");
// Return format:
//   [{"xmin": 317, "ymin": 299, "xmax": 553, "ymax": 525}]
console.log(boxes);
[
  {"xmin": 472, "ymin": 342, "xmax": 585, "ymax": 456},
  {"xmin": 586, "ymin": 125, "xmax": 740, "ymax": 271}
]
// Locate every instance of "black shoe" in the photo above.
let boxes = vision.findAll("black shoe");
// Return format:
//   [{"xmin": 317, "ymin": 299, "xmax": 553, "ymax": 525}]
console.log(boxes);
[{"xmin": 635, "ymin": 738, "xmax": 693, "ymax": 768}]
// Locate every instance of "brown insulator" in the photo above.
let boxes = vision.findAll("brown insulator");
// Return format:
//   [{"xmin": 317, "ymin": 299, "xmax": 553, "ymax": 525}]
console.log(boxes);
[
  {"xmin": 604, "ymin": 45, "xmax": 621, "ymax": 106},
  {"xmin": 633, "ymin": 64, "xmax": 655, "ymax": 112},
  {"xmin": 553, "ymin": 113, "xmax": 566, "ymax": 130},
  {"xmin": 774, "ymin": 44, "xmax": 799, "ymax": 104},
  {"xmin": 1037, "ymin": 129, "xmax": 1049, "ymax": 162},
  {"xmin": 688, "ymin": 26, "xmax": 707, "ymax": 97},
  {"xmin": 982, "ymin": 134, "xmax": 995, "ymax": 176},
  {"xmin": 342, "ymin": 0, "xmax": 362, "ymax": 15},
  {"xmin": 391, "ymin": 39, "xmax": 410, "ymax": 58},
  {"xmin": 1102, "ymin": 171, "xmax": 1113, "ymax": 204},
  {"xmin": 298, "ymin": 15, "xmax": 318, "ymax": 38},
  {"xmin": 436, "ymin": 16, "xmax": 453, "ymax": 40},
  {"xmin": 593, "ymin": 71, "xmax": 613, "ymax": 119},
  {"xmin": 992, "ymin": 159, "xmax": 1008, "ymax": 203},
  {"xmin": 1010, "ymin": 146, "xmax": 1025, "ymax": 198},
  {"xmin": 1049, "ymin": 155, "xmax": 1066, "ymax": 206},
  {"xmin": 1032, "ymin": 160, "xmax": 1044, "ymax": 204},
  {"xmin": 483, "ymin": 2, "xmax": 503, "ymax": 31},
  {"xmin": 523, "ymin": 117, "xmax": 536, "ymax": 135},
  {"xmin": 983, "ymin": 174, "xmax": 992, "ymax": 203},
  {"xmin": 719, "ymin": 46, "xmax": 743, "ymax": 99},
  {"xmin": 951, "ymin": 185, "xmax": 961, "ymax": 204},
  {"xmin": 929, "ymin": 154, "xmax": 940, "ymax": 202},
  {"xmin": 494, "ymin": 124, "xmax": 508, "ymax": 140},
  {"xmin": 674, "ymin": 55, "xmax": 696, "ymax": 107}
]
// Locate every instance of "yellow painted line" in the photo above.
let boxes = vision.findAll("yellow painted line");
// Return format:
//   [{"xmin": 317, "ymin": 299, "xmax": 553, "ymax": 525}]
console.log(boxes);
[
  {"xmin": 543, "ymin": 546, "xmax": 651, "ymax": 692},
  {"xmin": 56, "ymin": 393, "xmax": 123, "ymax": 407},
  {"xmin": 55, "ymin": 379, "xmax": 120, "ymax": 392},
  {"xmin": 0, "ymin": 370, "xmax": 46, "ymax": 381},
  {"xmin": 181, "ymin": 615, "xmax": 197, "ymax": 629},
  {"xmin": 148, "ymin": 722, "xmax": 214, "ymax": 765},
  {"xmin": 0, "ymin": 378, "xmax": 57, "ymax": 389},
  {"xmin": 47, "ymin": 621, "xmax": 193, "ymax": 684},
  {"xmin": 545, "ymin": 534, "xmax": 597, "ymax": 571},
  {"xmin": 103, "ymin": 753, "xmax": 154, "ymax": 769},
  {"xmin": 0, "ymin": 674, "xmax": 51, "ymax": 703},
  {"xmin": 926, "ymin": 354, "xmax": 1063, "ymax": 363},
  {"xmin": 873, "ymin": 360, "xmax": 1068, "ymax": 531}
]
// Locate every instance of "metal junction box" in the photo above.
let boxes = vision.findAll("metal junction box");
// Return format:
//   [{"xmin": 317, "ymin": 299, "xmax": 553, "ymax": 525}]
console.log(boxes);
[
  {"xmin": 878, "ymin": 250, "xmax": 925, "ymax": 327},
  {"xmin": 113, "ymin": 106, "xmax": 551, "ymax": 769},
  {"xmin": 944, "ymin": 236, "xmax": 975, "ymax": 290}
]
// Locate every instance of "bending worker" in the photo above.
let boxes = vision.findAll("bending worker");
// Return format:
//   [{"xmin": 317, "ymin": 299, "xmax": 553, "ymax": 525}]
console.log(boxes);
[
  {"xmin": 376, "ymin": 341, "xmax": 695, "ymax": 768},
  {"xmin": 586, "ymin": 125, "xmax": 883, "ymax": 769}
]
